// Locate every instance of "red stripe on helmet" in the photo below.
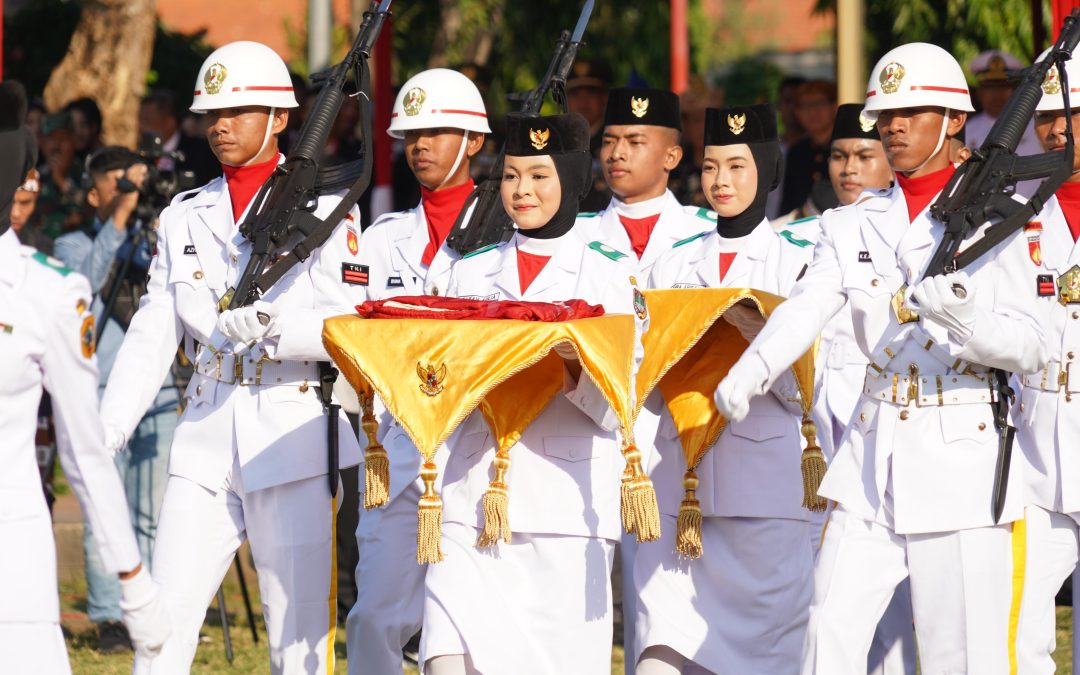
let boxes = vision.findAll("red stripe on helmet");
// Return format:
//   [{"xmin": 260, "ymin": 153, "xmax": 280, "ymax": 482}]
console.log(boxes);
[
  {"xmin": 230, "ymin": 86, "xmax": 295, "ymax": 93},
  {"xmin": 909, "ymin": 85, "xmax": 969, "ymax": 95},
  {"xmin": 390, "ymin": 109, "xmax": 488, "ymax": 119}
]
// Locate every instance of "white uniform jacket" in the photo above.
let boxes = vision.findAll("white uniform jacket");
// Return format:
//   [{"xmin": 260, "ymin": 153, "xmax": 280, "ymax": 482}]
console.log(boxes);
[
  {"xmin": 583, "ymin": 191, "xmax": 715, "ymax": 279},
  {"xmin": 100, "ymin": 175, "xmax": 365, "ymax": 493},
  {"xmin": 1016, "ymin": 195, "xmax": 1080, "ymax": 514},
  {"xmin": 440, "ymin": 223, "xmax": 643, "ymax": 540},
  {"xmin": 645, "ymin": 219, "xmax": 814, "ymax": 520},
  {"xmin": 747, "ymin": 186, "xmax": 1049, "ymax": 534},
  {"xmin": 357, "ymin": 202, "xmax": 466, "ymax": 502},
  {"xmin": 0, "ymin": 231, "xmax": 140, "ymax": 622}
]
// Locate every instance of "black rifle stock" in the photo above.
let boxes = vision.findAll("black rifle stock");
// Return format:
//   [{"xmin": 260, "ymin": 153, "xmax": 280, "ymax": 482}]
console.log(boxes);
[
  {"xmin": 922, "ymin": 10, "xmax": 1080, "ymax": 523},
  {"xmin": 445, "ymin": 0, "xmax": 595, "ymax": 256}
]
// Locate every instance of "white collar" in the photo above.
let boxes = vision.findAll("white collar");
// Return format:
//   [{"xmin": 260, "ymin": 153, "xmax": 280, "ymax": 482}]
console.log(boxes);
[
  {"xmin": 514, "ymin": 231, "xmax": 566, "ymax": 256},
  {"xmin": 611, "ymin": 190, "xmax": 670, "ymax": 219}
]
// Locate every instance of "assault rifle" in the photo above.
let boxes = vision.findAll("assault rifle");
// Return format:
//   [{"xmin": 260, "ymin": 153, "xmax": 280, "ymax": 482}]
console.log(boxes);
[
  {"xmin": 445, "ymin": 0, "xmax": 595, "ymax": 255},
  {"xmin": 923, "ymin": 10, "xmax": 1080, "ymax": 522},
  {"xmin": 221, "ymin": 0, "xmax": 393, "ymax": 498}
]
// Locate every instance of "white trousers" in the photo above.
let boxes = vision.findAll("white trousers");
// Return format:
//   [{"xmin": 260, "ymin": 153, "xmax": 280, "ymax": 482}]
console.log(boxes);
[
  {"xmin": 804, "ymin": 506, "xmax": 1023, "ymax": 675},
  {"xmin": 1017, "ymin": 504, "xmax": 1079, "ymax": 674},
  {"xmin": 0, "ymin": 623, "xmax": 70, "ymax": 675},
  {"xmin": 346, "ymin": 480, "xmax": 426, "ymax": 675},
  {"xmin": 134, "ymin": 455, "xmax": 338, "ymax": 675}
]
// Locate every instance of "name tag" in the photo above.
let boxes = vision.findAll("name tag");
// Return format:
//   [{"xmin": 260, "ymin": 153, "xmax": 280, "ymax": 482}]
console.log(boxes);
[
  {"xmin": 387, "ymin": 276, "xmax": 404, "ymax": 288},
  {"xmin": 858, "ymin": 251, "xmax": 871, "ymax": 263},
  {"xmin": 183, "ymin": 245, "xmax": 197, "ymax": 255}
]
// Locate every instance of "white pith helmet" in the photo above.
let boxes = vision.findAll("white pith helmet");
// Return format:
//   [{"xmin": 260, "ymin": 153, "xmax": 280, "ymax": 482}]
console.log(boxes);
[
  {"xmin": 1035, "ymin": 47, "xmax": 1080, "ymax": 112},
  {"xmin": 387, "ymin": 68, "xmax": 491, "ymax": 139},
  {"xmin": 190, "ymin": 41, "xmax": 299, "ymax": 114},
  {"xmin": 861, "ymin": 42, "xmax": 974, "ymax": 122}
]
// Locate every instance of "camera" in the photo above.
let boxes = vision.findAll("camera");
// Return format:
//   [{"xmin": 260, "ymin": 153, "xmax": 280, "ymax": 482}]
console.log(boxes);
[{"xmin": 115, "ymin": 132, "xmax": 197, "ymax": 224}]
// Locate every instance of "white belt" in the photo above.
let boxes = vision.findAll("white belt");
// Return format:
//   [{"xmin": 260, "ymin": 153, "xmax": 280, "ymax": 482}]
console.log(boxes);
[
  {"xmin": 194, "ymin": 348, "xmax": 318, "ymax": 386},
  {"xmin": 1022, "ymin": 360, "xmax": 1079, "ymax": 394},
  {"xmin": 862, "ymin": 367, "xmax": 995, "ymax": 407}
]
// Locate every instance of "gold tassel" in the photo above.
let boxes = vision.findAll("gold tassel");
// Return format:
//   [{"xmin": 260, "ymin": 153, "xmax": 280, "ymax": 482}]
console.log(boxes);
[
  {"xmin": 476, "ymin": 449, "xmax": 512, "ymax": 547},
  {"xmin": 800, "ymin": 418, "xmax": 828, "ymax": 512},
  {"xmin": 676, "ymin": 470, "xmax": 703, "ymax": 559},
  {"xmin": 416, "ymin": 462, "xmax": 445, "ymax": 564},
  {"xmin": 620, "ymin": 465, "xmax": 635, "ymax": 534},
  {"xmin": 622, "ymin": 443, "xmax": 661, "ymax": 543},
  {"xmin": 361, "ymin": 397, "xmax": 389, "ymax": 509}
]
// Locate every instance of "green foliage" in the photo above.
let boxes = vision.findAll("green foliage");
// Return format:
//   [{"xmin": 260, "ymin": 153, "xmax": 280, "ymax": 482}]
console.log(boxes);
[
  {"xmin": 148, "ymin": 25, "xmax": 214, "ymax": 109},
  {"xmin": 717, "ymin": 57, "xmax": 786, "ymax": 106},
  {"xmin": 813, "ymin": 0, "xmax": 1052, "ymax": 74}
]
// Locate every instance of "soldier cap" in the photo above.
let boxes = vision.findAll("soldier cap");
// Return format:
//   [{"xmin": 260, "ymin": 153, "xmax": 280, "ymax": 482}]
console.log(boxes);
[
  {"xmin": 830, "ymin": 103, "xmax": 881, "ymax": 143},
  {"xmin": 604, "ymin": 87, "xmax": 681, "ymax": 130},
  {"xmin": 505, "ymin": 112, "xmax": 591, "ymax": 157},
  {"xmin": 704, "ymin": 103, "xmax": 777, "ymax": 146}
]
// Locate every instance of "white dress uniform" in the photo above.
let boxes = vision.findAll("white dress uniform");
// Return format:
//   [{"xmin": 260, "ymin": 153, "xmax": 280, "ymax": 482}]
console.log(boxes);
[
  {"xmin": 1013, "ymin": 194, "xmax": 1080, "ymax": 673},
  {"xmin": 738, "ymin": 183, "xmax": 1048, "ymax": 674},
  {"xmin": 0, "ymin": 230, "xmax": 142, "ymax": 674},
  {"xmin": 345, "ymin": 202, "xmax": 465, "ymax": 675},
  {"xmin": 583, "ymin": 190, "xmax": 715, "ymax": 280},
  {"xmin": 633, "ymin": 218, "xmax": 815, "ymax": 674},
  {"xmin": 99, "ymin": 173, "xmax": 365, "ymax": 674},
  {"xmin": 784, "ymin": 213, "xmax": 918, "ymax": 675},
  {"xmin": 419, "ymin": 223, "xmax": 642, "ymax": 675}
]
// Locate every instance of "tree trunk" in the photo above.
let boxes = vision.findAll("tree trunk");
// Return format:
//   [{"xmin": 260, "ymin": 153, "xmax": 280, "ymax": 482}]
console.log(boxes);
[
  {"xmin": 428, "ymin": 0, "xmax": 504, "ymax": 68},
  {"xmin": 43, "ymin": 0, "xmax": 157, "ymax": 148}
]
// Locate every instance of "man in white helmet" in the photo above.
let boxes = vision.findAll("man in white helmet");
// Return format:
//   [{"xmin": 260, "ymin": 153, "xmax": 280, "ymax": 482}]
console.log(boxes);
[
  {"xmin": 98, "ymin": 41, "xmax": 367, "ymax": 673},
  {"xmin": 344, "ymin": 66, "xmax": 489, "ymax": 675},
  {"xmin": 1014, "ymin": 50, "xmax": 1080, "ymax": 673},
  {"xmin": 713, "ymin": 42, "xmax": 1049, "ymax": 673}
]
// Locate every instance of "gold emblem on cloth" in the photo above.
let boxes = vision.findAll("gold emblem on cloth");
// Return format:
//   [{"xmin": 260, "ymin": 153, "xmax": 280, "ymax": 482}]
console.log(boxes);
[
  {"xmin": 1059, "ymin": 265, "xmax": 1080, "ymax": 305},
  {"xmin": 727, "ymin": 113, "xmax": 746, "ymax": 135},
  {"xmin": 529, "ymin": 127, "xmax": 550, "ymax": 150},
  {"xmin": 417, "ymin": 362, "xmax": 448, "ymax": 396},
  {"xmin": 204, "ymin": 63, "xmax": 228, "ymax": 95},
  {"xmin": 630, "ymin": 96, "xmax": 649, "ymax": 118},
  {"xmin": 879, "ymin": 62, "xmax": 906, "ymax": 95},
  {"xmin": 891, "ymin": 284, "xmax": 920, "ymax": 324},
  {"xmin": 403, "ymin": 87, "xmax": 427, "ymax": 116},
  {"xmin": 858, "ymin": 113, "xmax": 875, "ymax": 133}
]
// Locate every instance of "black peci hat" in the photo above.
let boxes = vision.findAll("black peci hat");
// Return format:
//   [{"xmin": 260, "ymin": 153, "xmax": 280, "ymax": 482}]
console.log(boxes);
[
  {"xmin": 704, "ymin": 104, "xmax": 777, "ymax": 146},
  {"xmin": 831, "ymin": 103, "xmax": 880, "ymax": 143},
  {"xmin": 504, "ymin": 112, "xmax": 591, "ymax": 156},
  {"xmin": 604, "ymin": 87, "xmax": 682, "ymax": 130}
]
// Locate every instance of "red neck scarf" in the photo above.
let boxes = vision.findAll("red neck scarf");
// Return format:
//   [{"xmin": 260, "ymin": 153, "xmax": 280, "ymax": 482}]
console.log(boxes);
[
  {"xmin": 517, "ymin": 250, "xmax": 551, "ymax": 294},
  {"xmin": 420, "ymin": 179, "xmax": 475, "ymax": 266},
  {"xmin": 222, "ymin": 155, "xmax": 280, "ymax": 224},
  {"xmin": 719, "ymin": 252, "xmax": 737, "ymax": 282},
  {"xmin": 618, "ymin": 213, "xmax": 661, "ymax": 259},
  {"xmin": 895, "ymin": 163, "xmax": 955, "ymax": 224},
  {"xmin": 1058, "ymin": 181, "xmax": 1080, "ymax": 242}
]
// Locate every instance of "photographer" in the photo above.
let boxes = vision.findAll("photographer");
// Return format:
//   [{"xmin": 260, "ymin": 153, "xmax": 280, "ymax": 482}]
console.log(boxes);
[{"xmin": 54, "ymin": 146, "xmax": 181, "ymax": 654}]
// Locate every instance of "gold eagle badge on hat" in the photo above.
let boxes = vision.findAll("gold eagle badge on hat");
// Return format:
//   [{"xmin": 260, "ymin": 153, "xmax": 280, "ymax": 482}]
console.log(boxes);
[
  {"xmin": 630, "ymin": 96, "xmax": 650, "ymax": 118},
  {"xmin": 879, "ymin": 62, "xmax": 905, "ymax": 95},
  {"xmin": 858, "ymin": 113, "xmax": 875, "ymax": 133},
  {"xmin": 727, "ymin": 113, "xmax": 747, "ymax": 135},
  {"xmin": 1043, "ymin": 65, "xmax": 1062, "ymax": 95},
  {"xmin": 417, "ymin": 362, "xmax": 448, "ymax": 396},
  {"xmin": 204, "ymin": 63, "xmax": 228, "ymax": 95},
  {"xmin": 403, "ymin": 87, "xmax": 427, "ymax": 116},
  {"xmin": 529, "ymin": 127, "xmax": 550, "ymax": 150}
]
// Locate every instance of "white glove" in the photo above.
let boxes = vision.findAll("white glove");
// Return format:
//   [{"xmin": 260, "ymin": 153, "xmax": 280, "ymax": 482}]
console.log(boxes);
[
  {"xmin": 554, "ymin": 341, "xmax": 579, "ymax": 361},
  {"xmin": 104, "ymin": 423, "xmax": 126, "ymax": 455},
  {"xmin": 723, "ymin": 303, "xmax": 767, "ymax": 343},
  {"xmin": 119, "ymin": 566, "xmax": 171, "ymax": 660},
  {"xmin": 714, "ymin": 352, "xmax": 770, "ymax": 423},
  {"xmin": 908, "ymin": 272, "xmax": 976, "ymax": 341},
  {"xmin": 217, "ymin": 300, "xmax": 280, "ymax": 344}
]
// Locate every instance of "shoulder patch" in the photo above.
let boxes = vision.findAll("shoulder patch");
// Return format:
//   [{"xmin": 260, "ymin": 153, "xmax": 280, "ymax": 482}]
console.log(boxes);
[
  {"xmin": 685, "ymin": 206, "xmax": 717, "ymax": 222},
  {"xmin": 31, "ymin": 251, "xmax": 72, "ymax": 276},
  {"xmin": 672, "ymin": 231, "xmax": 710, "ymax": 248},
  {"xmin": 577, "ymin": 211, "xmax": 600, "ymax": 218},
  {"xmin": 789, "ymin": 215, "xmax": 820, "ymax": 226},
  {"xmin": 587, "ymin": 241, "xmax": 628, "ymax": 261},
  {"xmin": 779, "ymin": 230, "xmax": 813, "ymax": 248},
  {"xmin": 462, "ymin": 243, "xmax": 500, "ymax": 260}
]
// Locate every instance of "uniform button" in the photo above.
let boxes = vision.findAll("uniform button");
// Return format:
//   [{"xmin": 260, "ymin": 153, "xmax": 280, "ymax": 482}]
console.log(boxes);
[
  {"xmin": 1073, "ymin": 312, "xmax": 1079, "ymax": 320},
  {"xmin": 196, "ymin": 384, "xmax": 203, "ymax": 395},
  {"xmin": 299, "ymin": 382, "xmax": 309, "ymax": 393},
  {"xmin": 859, "ymin": 413, "xmax": 866, "ymax": 422},
  {"xmin": 978, "ymin": 422, "xmax": 987, "ymax": 431},
  {"xmin": 1069, "ymin": 352, "xmax": 1076, "ymax": 360},
  {"xmin": 871, "ymin": 279, "xmax": 880, "ymax": 287},
  {"xmin": 899, "ymin": 410, "xmax": 910, "ymax": 420},
  {"xmin": 231, "ymin": 255, "xmax": 238, "ymax": 264},
  {"xmin": 193, "ymin": 270, "xmax": 204, "ymax": 280},
  {"xmin": 431, "ymin": 287, "xmax": 440, "ymax": 296},
  {"xmin": 1021, "ymin": 403, "xmax": 1026, "ymax": 412}
]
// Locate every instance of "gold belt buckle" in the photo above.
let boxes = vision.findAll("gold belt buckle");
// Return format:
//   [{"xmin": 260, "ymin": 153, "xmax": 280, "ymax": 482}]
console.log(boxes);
[
  {"xmin": 234, "ymin": 357, "xmax": 244, "ymax": 385},
  {"xmin": 892, "ymin": 284, "xmax": 920, "ymax": 324},
  {"xmin": 1058, "ymin": 265, "xmax": 1080, "ymax": 306}
]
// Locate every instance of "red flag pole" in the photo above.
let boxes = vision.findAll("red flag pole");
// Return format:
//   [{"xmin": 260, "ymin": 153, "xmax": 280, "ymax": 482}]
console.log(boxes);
[
  {"xmin": 370, "ymin": 13, "xmax": 394, "ymax": 220},
  {"xmin": 670, "ymin": 0, "xmax": 689, "ymax": 93},
  {"xmin": 1, "ymin": 0, "xmax": 5, "ymax": 80}
]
